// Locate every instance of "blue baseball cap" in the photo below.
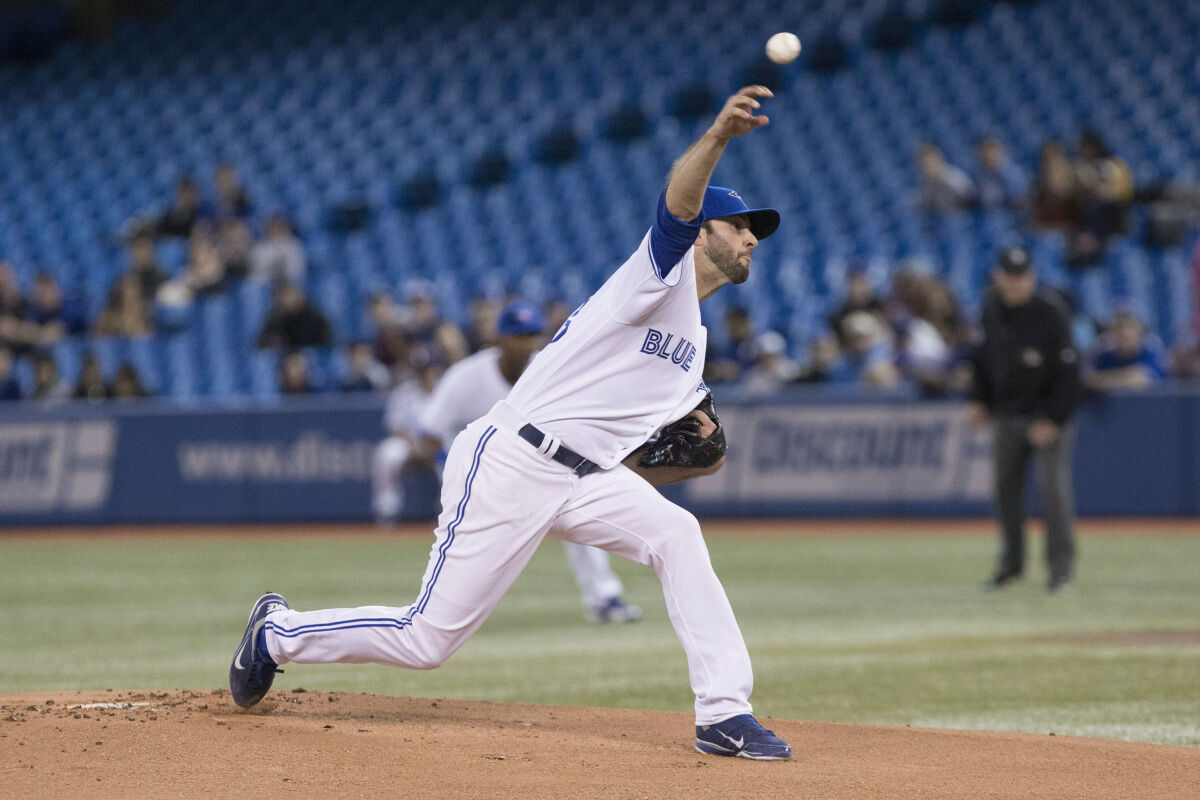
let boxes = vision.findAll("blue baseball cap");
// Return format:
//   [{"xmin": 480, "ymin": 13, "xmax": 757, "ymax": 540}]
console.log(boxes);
[
  {"xmin": 701, "ymin": 186, "xmax": 780, "ymax": 240},
  {"xmin": 496, "ymin": 301, "xmax": 544, "ymax": 336}
]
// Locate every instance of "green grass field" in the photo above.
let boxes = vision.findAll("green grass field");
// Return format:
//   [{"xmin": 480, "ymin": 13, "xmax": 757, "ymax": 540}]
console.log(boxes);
[{"xmin": 2, "ymin": 525, "xmax": 1198, "ymax": 747}]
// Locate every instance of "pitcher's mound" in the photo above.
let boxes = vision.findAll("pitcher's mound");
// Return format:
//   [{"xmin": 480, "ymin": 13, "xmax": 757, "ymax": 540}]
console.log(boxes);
[{"xmin": 2, "ymin": 690, "xmax": 1195, "ymax": 799}]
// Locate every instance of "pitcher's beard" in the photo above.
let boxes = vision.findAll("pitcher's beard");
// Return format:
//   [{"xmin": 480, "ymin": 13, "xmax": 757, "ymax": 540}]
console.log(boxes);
[{"xmin": 706, "ymin": 236, "xmax": 750, "ymax": 284}]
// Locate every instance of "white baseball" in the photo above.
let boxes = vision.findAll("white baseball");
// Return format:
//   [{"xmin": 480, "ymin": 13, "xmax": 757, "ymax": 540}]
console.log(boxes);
[{"xmin": 765, "ymin": 32, "xmax": 801, "ymax": 64}]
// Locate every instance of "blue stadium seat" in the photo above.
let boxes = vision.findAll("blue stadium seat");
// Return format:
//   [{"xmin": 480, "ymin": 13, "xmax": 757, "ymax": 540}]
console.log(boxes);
[
  {"xmin": 1, "ymin": 0, "xmax": 1198, "ymax": 399},
  {"xmin": 249, "ymin": 349, "xmax": 280, "ymax": 402}
]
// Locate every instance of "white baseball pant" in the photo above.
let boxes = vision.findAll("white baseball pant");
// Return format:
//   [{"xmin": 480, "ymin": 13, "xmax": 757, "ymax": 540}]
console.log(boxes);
[
  {"xmin": 371, "ymin": 436, "xmax": 411, "ymax": 522},
  {"xmin": 263, "ymin": 406, "xmax": 754, "ymax": 725},
  {"xmin": 562, "ymin": 540, "xmax": 625, "ymax": 611},
  {"xmin": 377, "ymin": 437, "xmax": 626, "ymax": 610}
]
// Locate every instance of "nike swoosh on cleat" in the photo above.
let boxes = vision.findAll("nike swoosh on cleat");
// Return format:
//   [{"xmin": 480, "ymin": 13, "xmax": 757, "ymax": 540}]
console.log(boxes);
[
  {"xmin": 234, "ymin": 601, "xmax": 277, "ymax": 671},
  {"xmin": 233, "ymin": 626, "xmax": 256, "ymax": 671},
  {"xmin": 717, "ymin": 731, "xmax": 745, "ymax": 749}
]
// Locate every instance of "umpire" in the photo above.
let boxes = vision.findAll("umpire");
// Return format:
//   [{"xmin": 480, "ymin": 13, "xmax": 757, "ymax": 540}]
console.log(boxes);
[{"xmin": 968, "ymin": 247, "xmax": 1082, "ymax": 593}]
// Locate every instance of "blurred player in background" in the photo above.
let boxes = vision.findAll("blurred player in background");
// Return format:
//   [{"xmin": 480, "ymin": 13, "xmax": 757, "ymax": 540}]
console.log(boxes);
[
  {"xmin": 413, "ymin": 300, "xmax": 642, "ymax": 623},
  {"xmin": 371, "ymin": 349, "xmax": 444, "ymax": 523}
]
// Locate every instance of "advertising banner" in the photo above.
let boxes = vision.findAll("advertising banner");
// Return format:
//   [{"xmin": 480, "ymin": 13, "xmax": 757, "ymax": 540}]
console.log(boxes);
[
  {"xmin": 2, "ymin": 389, "xmax": 1197, "ymax": 524},
  {"xmin": 688, "ymin": 402, "xmax": 993, "ymax": 515}
]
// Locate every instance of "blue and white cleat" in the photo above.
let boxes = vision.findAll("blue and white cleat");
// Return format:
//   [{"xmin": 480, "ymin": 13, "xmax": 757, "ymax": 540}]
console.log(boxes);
[
  {"xmin": 587, "ymin": 596, "xmax": 643, "ymax": 624},
  {"xmin": 695, "ymin": 714, "xmax": 792, "ymax": 760},
  {"xmin": 229, "ymin": 593, "xmax": 288, "ymax": 708}
]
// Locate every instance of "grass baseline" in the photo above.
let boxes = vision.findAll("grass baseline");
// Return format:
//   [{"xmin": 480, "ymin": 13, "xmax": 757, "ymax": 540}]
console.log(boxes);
[{"xmin": 1, "ymin": 522, "xmax": 1197, "ymax": 747}]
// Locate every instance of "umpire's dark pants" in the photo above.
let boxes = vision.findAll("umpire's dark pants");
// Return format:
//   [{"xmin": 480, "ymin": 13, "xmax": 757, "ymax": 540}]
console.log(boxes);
[{"xmin": 991, "ymin": 416, "xmax": 1077, "ymax": 582}]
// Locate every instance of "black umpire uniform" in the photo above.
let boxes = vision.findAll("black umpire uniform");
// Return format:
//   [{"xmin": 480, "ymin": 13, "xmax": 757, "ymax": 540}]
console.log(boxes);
[{"xmin": 970, "ymin": 247, "xmax": 1082, "ymax": 592}]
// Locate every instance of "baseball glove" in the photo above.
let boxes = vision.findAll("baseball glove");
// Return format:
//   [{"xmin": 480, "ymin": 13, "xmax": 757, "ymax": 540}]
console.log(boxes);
[{"xmin": 637, "ymin": 393, "xmax": 727, "ymax": 469}]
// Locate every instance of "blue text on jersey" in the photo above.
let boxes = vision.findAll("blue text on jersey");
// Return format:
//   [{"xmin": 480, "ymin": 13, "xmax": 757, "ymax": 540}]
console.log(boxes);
[
  {"xmin": 640, "ymin": 328, "xmax": 697, "ymax": 372},
  {"xmin": 550, "ymin": 300, "xmax": 587, "ymax": 344}
]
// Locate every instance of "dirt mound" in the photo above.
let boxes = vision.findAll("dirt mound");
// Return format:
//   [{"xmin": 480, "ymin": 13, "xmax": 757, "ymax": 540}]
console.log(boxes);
[{"xmin": 2, "ymin": 690, "xmax": 1195, "ymax": 799}]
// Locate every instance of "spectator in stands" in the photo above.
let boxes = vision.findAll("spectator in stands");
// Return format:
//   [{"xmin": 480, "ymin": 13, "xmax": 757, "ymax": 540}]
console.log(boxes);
[
  {"xmin": 742, "ymin": 331, "xmax": 799, "ymax": 395},
  {"xmin": 216, "ymin": 217, "xmax": 254, "ymax": 281},
  {"xmin": 887, "ymin": 266, "xmax": 928, "ymax": 321},
  {"xmin": 401, "ymin": 286, "xmax": 469, "ymax": 366},
  {"xmin": 0, "ymin": 261, "xmax": 25, "ymax": 310},
  {"xmin": 464, "ymin": 295, "xmax": 502, "ymax": 353},
  {"xmin": 1085, "ymin": 310, "xmax": 1166, "ymax": 390},
  {"xmin": 0, "ymin": 346, "xmax": 20, "ymax": 401},
  {"xmin": 829, "ymin": 311, "xmax": 901, "ymax": 388},
  {"xmin": 1031, "ymin": 141, "xmax": 1081, "ymax": 231},
  {"xmin": 915, "ymin": 143, "xmax": 974, "ymax": 213},
  {"xmin": 94, "ymin": 273, "xmax": 154, "ymax": 338},
  {"xmin": 1076, "ymin": 131, "xmax": 1134, "ymax": 236},
  {"xmin": 1169, "ymin": 341, "xmax": 1200, "ymax": 380},
  {"xmin": 892, "ymin": 315, "xmax": 950, "ymax": 395},
  {"xmin": 828, "ymin": 265, "xmax": 885, "ymax": 339},
  {"xmin": 156, "ymin": 175, "xmax": 207, "ymax": 238},
  {"xmin": 792, "ymin": 335, "xmax": 840, "ymax": 384},
  {"xmin": 257, "ymin": 282, "xmax": 332, "ymax": 350},
  {"xmin": 920, "ymin": 274, "xmax": 968, "ymax": 350},
  {"xmin": 27, "ymin": 272, "xmax": 87, "ymax": 344},
  {"xmin": 341, "ymin": 340, "xmax": 390, "ymax": 392},
  {"xmin": 181, "ymin": 224, "xmax": 227, "ymax": 294},
  {"xmin": 153, "ymin": 223, "xmax": 227, "ymax": 310},
  {"xmin": 972, "ymin": 138, "xmax": 1027, "ymax": 212},
  {"xmin": 1069, "ymin": 131, "xmax": 1135, "ymax": 268},
  {"xmin": 250, "ymin": 214, "xmax": 306, "ymax": 286},
  {"xmin": 124, "ymin": 232, "xmax": 169, "ymax": 302},
  {"xmin": 366, "ymin": 291, "xmax": 410, "ymax": 373},
  {"xmin": 705, "ymin": 305, "xmax": 758, "ymax": 383},
  {"xmin": 72, "ymin": 353, "xmax": 110, "ymax": 401},
  {"xmin": 279, "ymin": 349, "xmax": 315, "ymax": 395},
  {"xmin": 886, "ymin": 262, "xmax": 966, "ymax": 343},
  {"xmin": 30, "ymin": 351, "xmax": 70, "ymax": 401},
  {"xmin": 0, "ymin": 260, "xmax": 29, "ymax": 353},
  {"xmin": 885, "ymin": 267, "xmax": 959, "ymax": 394},
  {"xmin": 213, "ymin": 163, "xmax": 253, "ymax": 221},
  {"xmin": 112, "ymin": 363, "xmax": 150, "ymax": 400}
]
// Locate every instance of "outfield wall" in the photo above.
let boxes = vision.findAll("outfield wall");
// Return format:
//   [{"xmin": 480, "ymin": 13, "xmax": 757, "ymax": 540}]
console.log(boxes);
[{"xmin": 1, "ymin": 387, "xmax": 1197, "ymax": 525}]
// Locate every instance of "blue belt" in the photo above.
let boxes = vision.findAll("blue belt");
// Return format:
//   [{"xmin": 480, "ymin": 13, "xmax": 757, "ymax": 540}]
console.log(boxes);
[{"xmin": 517, "ymin": 424, "xmax": 601, "ymax": 477}]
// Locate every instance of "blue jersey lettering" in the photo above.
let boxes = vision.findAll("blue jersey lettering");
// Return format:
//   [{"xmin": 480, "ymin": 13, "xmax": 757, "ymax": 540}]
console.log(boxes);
[
  {"xmin": 550, "ymin": 300, "xmax": 587, "ymax": 344},
  {"xmin": 639, "ymin": 328, "xmax": 695, "ymax": 372}
]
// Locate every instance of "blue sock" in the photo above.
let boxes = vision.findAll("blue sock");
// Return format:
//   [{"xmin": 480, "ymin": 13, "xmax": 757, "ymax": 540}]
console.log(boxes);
[{"xmin": 254, "ymin": 626, "xmax": 275, "ymax": 665}]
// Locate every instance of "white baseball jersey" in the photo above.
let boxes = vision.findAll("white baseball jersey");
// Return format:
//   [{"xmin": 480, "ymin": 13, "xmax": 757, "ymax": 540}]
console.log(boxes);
[
  {"xmin": 383, "ymin": 378, "xmax": 434, "ymax": 436},
  {"xmin": 506, "ymin": 200, "xmax": 710, "ymax": 468},
  {"xmin": 416, "ymin": 348, "xmax": 513, "ymax": 447}
]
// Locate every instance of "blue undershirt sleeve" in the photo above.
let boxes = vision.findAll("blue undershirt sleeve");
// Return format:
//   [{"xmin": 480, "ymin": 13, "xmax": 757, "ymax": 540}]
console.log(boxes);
[{"xmin": 648, "ymin": 192, "xmax": 703, "ymax": 281}]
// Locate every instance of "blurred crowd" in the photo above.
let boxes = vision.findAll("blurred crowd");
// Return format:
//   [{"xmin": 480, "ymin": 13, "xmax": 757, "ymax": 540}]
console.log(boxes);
[
  {"xmin": 915, "ymin": 131, "xmax": 1142, "ymax": 267},
  {"xmin": 701, "ymin": 255, "xmax": 1191, "ymax": 400},
  {"xmin": 2, "ymin": 150, "xmax": 1198, "ymax": 406},
  {"xmin": 690, "ymin": 130, "xmax": 1199, "ymax": 399}
]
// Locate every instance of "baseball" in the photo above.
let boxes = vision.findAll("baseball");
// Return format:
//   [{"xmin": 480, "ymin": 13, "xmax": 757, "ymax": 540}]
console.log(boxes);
[{"xmin": 765, "ymin": 32, "xmax": 801, "ymax": 64}]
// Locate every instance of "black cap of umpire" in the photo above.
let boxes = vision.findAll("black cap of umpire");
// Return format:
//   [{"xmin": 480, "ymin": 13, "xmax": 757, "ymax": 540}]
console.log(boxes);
[{"xmin": 996, "ymin": 246, "xmax": 1033, "ymax": 275}]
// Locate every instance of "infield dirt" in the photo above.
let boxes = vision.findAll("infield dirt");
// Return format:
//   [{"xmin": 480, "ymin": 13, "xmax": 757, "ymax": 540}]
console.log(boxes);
[{"xmin": 2, "ymin": 690, "xmax": 1196, "ymax": 799}]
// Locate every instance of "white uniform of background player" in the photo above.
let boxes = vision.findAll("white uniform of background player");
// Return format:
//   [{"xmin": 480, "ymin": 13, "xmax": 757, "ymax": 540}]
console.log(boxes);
[
  {"xmin": 415, "ymin": 301, "xmax": 641, "ymax": 622},
  {"xmin": 371, "ymin": 354, "xmax": 442, "ymax": 523},
  {"xmin": 255, "ymin": 87, "xmax": 789, "ymax": 739}
]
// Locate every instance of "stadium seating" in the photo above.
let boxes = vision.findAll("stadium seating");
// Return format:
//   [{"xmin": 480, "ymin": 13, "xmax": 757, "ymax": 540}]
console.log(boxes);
[{"xmin": 0, "ymin": 0, "xmax": 1196, "ymax": 400}]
